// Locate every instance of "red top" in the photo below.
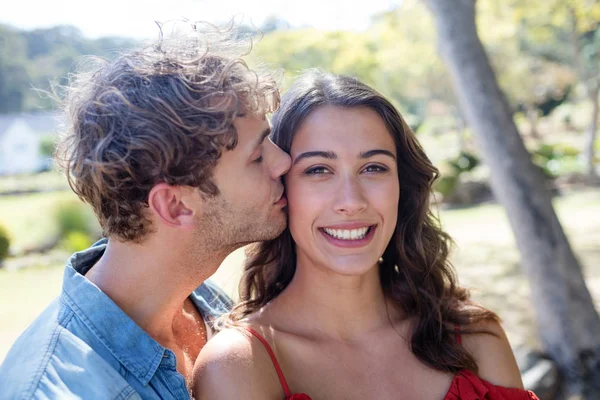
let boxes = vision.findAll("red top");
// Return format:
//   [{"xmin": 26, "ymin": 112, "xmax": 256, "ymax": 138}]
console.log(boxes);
[{"xmin": 244, "ymin": 327, "xmax": 540, "ymax": 400}]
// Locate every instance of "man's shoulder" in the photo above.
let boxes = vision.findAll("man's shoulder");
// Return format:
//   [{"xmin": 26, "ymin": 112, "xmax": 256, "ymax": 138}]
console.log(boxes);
[{"xmin": 0, "ymin": 299, "xmax": 137, "ymax": 400}]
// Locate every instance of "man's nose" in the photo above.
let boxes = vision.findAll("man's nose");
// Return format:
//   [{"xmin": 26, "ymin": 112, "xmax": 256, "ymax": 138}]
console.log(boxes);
[{"xmin": 264, "ymin": 138, "xmax": 291, "ymax": 179}]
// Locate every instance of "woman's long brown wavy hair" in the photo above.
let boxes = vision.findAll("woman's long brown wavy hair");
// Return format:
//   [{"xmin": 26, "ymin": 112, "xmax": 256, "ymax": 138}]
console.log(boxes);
[{"xmin": 228, "ymin": 70, "xmax": 498, "ymax": 374}]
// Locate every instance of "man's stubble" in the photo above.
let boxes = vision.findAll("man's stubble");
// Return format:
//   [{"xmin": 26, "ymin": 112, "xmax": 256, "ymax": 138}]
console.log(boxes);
[{"xmin": 193, "ymin": 193, "xmax": 287, "ymax": 258}]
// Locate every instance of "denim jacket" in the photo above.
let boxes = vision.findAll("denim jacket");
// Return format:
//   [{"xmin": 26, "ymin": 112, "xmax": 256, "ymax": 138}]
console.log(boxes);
[{"xmin": 0, "ymin": 239, "xmax": 233, "ymax": 399}]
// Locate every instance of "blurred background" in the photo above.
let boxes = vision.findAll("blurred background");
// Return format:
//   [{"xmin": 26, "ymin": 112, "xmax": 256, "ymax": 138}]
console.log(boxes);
[{"xmin": 0, "ymin": 0, "xmax": 599, "ymax": 396}]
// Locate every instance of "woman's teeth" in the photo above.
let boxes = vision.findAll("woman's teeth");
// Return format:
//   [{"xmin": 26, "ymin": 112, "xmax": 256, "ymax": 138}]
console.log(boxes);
[{"xmin": 323, "ymin": 227, "xmax": 370, "ymax": 240}]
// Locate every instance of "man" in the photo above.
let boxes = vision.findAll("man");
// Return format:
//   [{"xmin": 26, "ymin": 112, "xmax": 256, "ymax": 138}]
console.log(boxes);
[{"xmin": 0, "ymin": 24, "xmax": 291, "ymax": 399}]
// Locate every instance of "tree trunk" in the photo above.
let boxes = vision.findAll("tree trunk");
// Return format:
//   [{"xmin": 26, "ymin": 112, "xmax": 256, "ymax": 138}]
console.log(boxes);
[
  {"xmin": 569, "ymin": 6, "xmax": 599, "ymax": 183},
  {"xmin": 454, "ymin": 110, "xmax": 467, "ymax": 152},
  {"xmin": 525, "ymin": 105, "xmax": 540, "ymax": 140},
  {"xmin": 424, "ymin": 0, "xmax": 600, "ymax": 397},
  {"xmin": 584, "ymin": 83, "xmax": 599, "ymax": 181}
]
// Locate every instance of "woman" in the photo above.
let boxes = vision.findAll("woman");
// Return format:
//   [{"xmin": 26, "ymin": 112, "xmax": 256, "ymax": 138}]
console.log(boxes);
[{"xmin": 194, "ymin": 71, "xmax": 539, "ymax": 400}]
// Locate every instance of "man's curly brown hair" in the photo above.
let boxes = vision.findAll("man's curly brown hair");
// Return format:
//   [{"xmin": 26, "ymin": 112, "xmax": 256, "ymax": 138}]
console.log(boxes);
[{"xmin": 56, "ymin": 23, "xmax": 279, "ymax": 243}]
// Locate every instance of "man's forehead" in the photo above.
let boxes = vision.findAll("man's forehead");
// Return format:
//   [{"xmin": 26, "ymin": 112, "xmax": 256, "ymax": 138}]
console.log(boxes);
[
  {"xmin": 233, "ymin": 113, "xmax": 269, "ymax": 130},
  {"xmin": 235, "ymin": 112, "xmax": 268, "ymax": 122},
  {"xmin": 232, "ymin": 114, "xmax": 270, "ymax": 146}
]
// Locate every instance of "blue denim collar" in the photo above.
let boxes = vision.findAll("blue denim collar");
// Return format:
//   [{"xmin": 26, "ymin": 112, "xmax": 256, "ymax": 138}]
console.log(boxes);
[
  {"xmin": 60, "ymin": 239, "xmax": 233, "ymax": 385},
  {"xmin": 62, "ymin": 240, "xmax": 167, "ymax": 386}
]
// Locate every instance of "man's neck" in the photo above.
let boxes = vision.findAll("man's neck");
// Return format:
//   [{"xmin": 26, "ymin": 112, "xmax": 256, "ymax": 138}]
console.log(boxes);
[{"xmin": 84, "ymin": 237, "xmax": 221, "ymax": 344}]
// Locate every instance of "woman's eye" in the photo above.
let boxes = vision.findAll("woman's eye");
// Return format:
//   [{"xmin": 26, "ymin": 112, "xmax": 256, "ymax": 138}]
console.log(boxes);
[
  {"xmin": 363, "ymin": 164, "xmax": 388, "ymax": 173},
  {"xmin": 305, "ymin": 166, "xmax": 330, "ymax": 175},
  {"xmin": 253, "ymin": 155, "xmax": 263, "ymax": 164}
]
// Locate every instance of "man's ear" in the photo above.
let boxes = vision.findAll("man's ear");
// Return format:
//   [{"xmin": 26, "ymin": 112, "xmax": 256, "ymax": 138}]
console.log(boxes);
[{"xmin": 148, "ymin": 183, "xmax": 202, "ymax": 229}]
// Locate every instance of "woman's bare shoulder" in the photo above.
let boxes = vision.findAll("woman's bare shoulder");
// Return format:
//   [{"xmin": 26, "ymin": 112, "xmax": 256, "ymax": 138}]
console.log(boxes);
[
  {"xmin": 195, "ymin": 327, "xmax": 254, "ymax": 370},
  {"xmin": 461, "ymin": 319, "xmax": 524, "ymax": 389},
  {"xmin": 193, "ymin": 327, "xmax": 282, "ymax": 400}
]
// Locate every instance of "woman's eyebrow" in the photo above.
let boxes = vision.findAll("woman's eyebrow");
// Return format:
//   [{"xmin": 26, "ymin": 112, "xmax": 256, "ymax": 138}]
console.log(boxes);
[
  {"xmin": 359, "ymin": 149, "xmax": 396, "ymax": 160},
  {"xmin": 292, "ymin": 149, "xmax": 396, "ymax": 165},
  {"xmin": 292, "ymin": 150, "xmax": 336, "ymax": 165}
]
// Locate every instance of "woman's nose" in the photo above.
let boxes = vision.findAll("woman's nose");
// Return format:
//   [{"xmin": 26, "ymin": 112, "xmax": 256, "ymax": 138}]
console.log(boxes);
[{"xmin": 333, "ymin": 176, "xmax": 368, "ymax": 215}]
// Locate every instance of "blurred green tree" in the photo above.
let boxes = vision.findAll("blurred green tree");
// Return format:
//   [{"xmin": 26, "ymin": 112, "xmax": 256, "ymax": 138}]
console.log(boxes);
[
  {"xmin": 252, "ymin": 28, "xmax": 378, "ymax": 87},
  {"xmin": 0, "ymin": 25, "xmax": 30, "ymax": 112},
  {"xmin": 512, "ymin": 0, "xmax": 600, "ymax": 179},
  {"xmin": 0, "ymin": 24, "xmax": 137, "ymax": 113}
]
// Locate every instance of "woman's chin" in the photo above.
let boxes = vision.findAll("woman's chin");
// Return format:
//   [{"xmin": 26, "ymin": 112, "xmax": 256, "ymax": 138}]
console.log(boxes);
[{"xmin": 320, "ymin": 255, "xmax": 380, "ymax": 277}]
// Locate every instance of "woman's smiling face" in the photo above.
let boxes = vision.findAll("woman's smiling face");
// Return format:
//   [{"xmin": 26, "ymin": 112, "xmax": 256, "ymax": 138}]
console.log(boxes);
[{"xmin": 286, "ymin": 105, "xmax": 400, "ymax": 276}]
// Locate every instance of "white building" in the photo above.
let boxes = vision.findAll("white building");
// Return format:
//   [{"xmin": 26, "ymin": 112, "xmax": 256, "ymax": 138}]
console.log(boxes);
[{"xmin": 0, "ymin": 113, "xmax": 61, "ymax": 176}]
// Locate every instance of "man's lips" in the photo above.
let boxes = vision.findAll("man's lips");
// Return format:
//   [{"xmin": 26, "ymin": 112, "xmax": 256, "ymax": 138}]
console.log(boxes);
[{"xmin": 274, "ymin": 194, "xmax": 287, "ymax": 206}]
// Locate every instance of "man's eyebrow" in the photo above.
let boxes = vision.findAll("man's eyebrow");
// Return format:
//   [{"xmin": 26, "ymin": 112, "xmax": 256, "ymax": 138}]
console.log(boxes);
[
  {"xmin": 255, "ymin": 127, "xmax": 271, "ymax": 149},
  {"xmin": 292, "ymin": 151, "xmax": 337, "ymax": 166},
  {"xmin": 359, "ymin": 149, "xmax": 396, "ymax": 160}
]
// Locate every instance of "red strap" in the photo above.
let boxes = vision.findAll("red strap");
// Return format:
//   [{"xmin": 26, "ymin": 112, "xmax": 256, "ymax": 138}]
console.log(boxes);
[{"xmin": 245, "ymin": 327, "xmax": 292, "ymax": 397}]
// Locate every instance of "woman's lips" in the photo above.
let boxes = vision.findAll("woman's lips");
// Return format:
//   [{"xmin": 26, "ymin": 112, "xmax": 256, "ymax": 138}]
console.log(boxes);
[{"xmin": 319, "ymin": 225, "xmax": 376, "ymax": 248}]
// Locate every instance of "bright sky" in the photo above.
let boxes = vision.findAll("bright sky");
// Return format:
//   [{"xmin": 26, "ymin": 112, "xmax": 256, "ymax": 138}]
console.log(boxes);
[{"xmin": 1, "ymin": 0, "xmax": 401, "ymax": 39}]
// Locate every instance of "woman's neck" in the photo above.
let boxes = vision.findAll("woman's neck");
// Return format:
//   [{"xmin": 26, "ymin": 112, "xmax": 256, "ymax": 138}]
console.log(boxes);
[{"xmin": 266, "ymin": 254, "xmax": 401, "ymax": 342}]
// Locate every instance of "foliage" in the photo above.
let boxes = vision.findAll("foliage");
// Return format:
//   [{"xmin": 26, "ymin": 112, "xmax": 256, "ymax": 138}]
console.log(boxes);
[
  {"xmin": 249, "ymin": 2, "xmax": 449, "ymax": 122},
  {"xmin": 0, "ymin": 25, "xmax": 30, "ymax": 113},
  {"xmin": 0, "ymin": 224, "xmax": 10, "ymax": 262},
  {"xmin": 371, "ymin": 2, "xmax": 454, "ymax": 120},
  {"xmin": 472, "ymin": 2, "xmax": 577, "ymax": 119},
  {"xmin": 0, "ymin": 191, "xmax": 101, "ymax": 255},
  {"xmin": 433, "ymin": 151, "xmax": 481, "ymax": 199},
  {"xmin": 0, "ymin": 24, "xmax": 137, "ymax": 112},
  {"xmin": 54, "ymin": 200, "xmax": 97, "ymax": 238},
  {"xmin": 0, "ymin": 171, "xmax": 68, "ymax": 194},
  {"xmin": 434, "ymin": 161, "xmax": 460, "ymax": 198},
  {"xmin": 447, "ymin": 151, "xmax": 481, "ymax": 174},
  {"xmin": 0, "ymin": 3, "xmax": 594, "ymax": 135},
  {"xmin": 39, "ymin": 135, "xmax": 58, "ymax": 159},
  {"xmin": 0, "ymin": 2, "xmax": 597, "ymax": 180},
  {"xmin": 532, "ymin": 142, "xmax": 582, "ymax": 176},
  {"xmin": 60, "ymin": 231, "xmax": 93, "ymax": 253},
  {"xmin": 510, "ymin": 0, "xmax": 600, "ymax": 94},
  {"xmin": 433, "ymin": 174, "xmax": 459, "ymax": 199},
  {"xmin": 0, "ymin": 192, "xmax": 74, "ymax": 253},
  {"xmin": 251, "ymin": 28, "xmax": 378, "ymax": 89}
]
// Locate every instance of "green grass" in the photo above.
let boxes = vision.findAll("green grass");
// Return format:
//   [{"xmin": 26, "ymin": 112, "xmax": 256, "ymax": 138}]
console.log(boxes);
[
  {"xmin": 0, "ymin": 171, "xmax": 69, "ymax": 194},
  {"xmin": 441, "ymin": 189, "xmax": 600, "ymax": 349},
  {"xmin": 0, "ymin": 256, "xmax": 65, "ymax": 362},
  {"xmin": 0, "ymin": 258, "xmax": 65, "ymax": 326},
  {"xmin": 0, "ymin": 189, "xmax": 598, "ymax": 362},
  {"xmin": 0, "ymin": 191, "xmax": 94, "ymax": 253}
]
